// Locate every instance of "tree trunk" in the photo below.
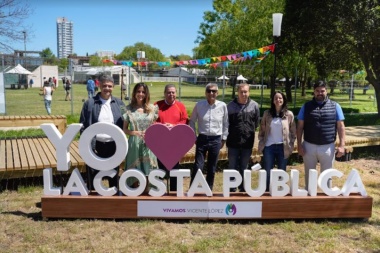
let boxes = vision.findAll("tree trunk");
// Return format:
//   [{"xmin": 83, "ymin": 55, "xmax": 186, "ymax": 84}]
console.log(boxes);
[
  {"xmin": 373, "ymin": 84, "xmax": 380, "ymax": 118},
  {"xmin": 364, "ymin": 68, "xmax": 380, "ymax": 118},
  {"xmin": 285, "ymin": 79, "xmax": 293, "ymax": 103}
]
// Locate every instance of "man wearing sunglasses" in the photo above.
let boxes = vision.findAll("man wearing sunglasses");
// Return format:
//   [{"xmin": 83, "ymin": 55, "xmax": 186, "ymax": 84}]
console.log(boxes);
[{"xmin": 189, "ymin": 83, "xmax": 229, "ymax": 190}]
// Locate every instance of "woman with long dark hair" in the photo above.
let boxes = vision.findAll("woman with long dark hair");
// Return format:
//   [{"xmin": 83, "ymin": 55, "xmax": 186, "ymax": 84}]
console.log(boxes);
[
  {"xmin": 258, "ymin": 91, "xmax": 296, "ymax": 191},
  {"xmin": 123, "ymin": 83, "xmax": 158, "ymax": 189}
]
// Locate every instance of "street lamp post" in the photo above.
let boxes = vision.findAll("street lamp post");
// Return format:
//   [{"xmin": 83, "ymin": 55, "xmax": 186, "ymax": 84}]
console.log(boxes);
[
  {"xmin": 272, "ymin": 13, "xmax": 283, "ymax": 96},
  {"xmin": 22, "ymin": 31, "xmax": 26, "ymax": 53}
]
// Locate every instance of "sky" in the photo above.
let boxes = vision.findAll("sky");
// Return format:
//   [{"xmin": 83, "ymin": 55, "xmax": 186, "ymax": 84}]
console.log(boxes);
[{"xmin": 13, "ymin": 0, "xmax": 214, "ymax": 58}]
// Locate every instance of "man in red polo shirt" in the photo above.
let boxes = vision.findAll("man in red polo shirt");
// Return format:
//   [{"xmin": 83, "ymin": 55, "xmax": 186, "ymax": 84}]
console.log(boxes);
[{"xmin": 155, "ymin": 84, "xmax": 188, "ymax": 191}]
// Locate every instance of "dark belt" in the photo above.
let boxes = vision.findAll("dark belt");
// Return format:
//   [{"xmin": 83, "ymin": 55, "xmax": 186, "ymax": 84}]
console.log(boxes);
[
  {"xmin": 270, "ymin": 143, "xmax": 283, "ymax": 146},
  {"xmin": 198, "ymin": 134, "xmax": 221, "ymax": 140}
]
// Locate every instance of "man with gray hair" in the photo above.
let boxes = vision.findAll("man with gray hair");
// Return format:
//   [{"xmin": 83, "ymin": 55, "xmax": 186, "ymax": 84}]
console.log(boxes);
[
  {"xmin": 80, "ymin": 74, "xmax": 126, "ymax": 191},
  {"xmin": 189, "ymin": 83, "xmax": 229, "ymax": 190},
  {"xmin": 155, "ymin": 84, "xmax": 188, "ymax": 191}
]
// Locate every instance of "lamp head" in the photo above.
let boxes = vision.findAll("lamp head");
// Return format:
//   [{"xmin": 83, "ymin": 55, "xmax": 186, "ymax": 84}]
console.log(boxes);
[{"xmin": 273, "ymin": 13, "xmax": 283, "ymax": 37}]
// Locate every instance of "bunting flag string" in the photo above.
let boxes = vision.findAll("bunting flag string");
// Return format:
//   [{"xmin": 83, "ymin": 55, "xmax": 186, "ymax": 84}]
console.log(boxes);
[{"xmin": 102, "ymin": 44, "xmax": 275, "ymax": 68}]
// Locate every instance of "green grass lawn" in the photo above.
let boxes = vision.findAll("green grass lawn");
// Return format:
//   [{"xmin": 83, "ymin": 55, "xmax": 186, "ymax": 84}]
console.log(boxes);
[{"xmin": 2, "ymin": 81, "xmax": 378, "ymax": 116}]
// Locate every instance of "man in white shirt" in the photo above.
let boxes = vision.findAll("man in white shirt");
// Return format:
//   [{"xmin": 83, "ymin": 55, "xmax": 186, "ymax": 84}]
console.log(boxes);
[
  {"xmin": 80, "ymin": 75, "xmax": 125, "ymax": 191},
  {"xmin": 189, "ymin": 83, "xmax": 229, "ymax": 190}
]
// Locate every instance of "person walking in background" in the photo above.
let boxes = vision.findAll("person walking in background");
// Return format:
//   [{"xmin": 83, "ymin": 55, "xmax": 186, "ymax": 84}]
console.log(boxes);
[
  {"xmin": 95, "ymin": 78, "xmax": 100, "ymax": 92},
  {"xmin": 29, "ymin": 78, "xmax": 33, "ymax": 88},
  {"xmin": 87, "ymin": 77, "xmax": 95, "ymax": 99},
  {"xmin": 64, "ymin": 77, "xmax": 71, "ymax": 101},
  {"xmin": 189, "ymin": 83, "xmax": 228, "ymax": 190},
  {"xmin": 227, "ymin": 83, "xmax": 259, "ymax": 192},
  {"xmin": 43, "ymin": 82, "xmax": 54, "ymax": 115},
  {"xmin": 123, "ymin": 83, "xmax": 158, "ymax": 192},
  {"xmin": 48, "ymin": 77, "xmax": 54, "ymax": 88},
  {"xmin": 79, "ymin": 74, "xmax": 125, "ymax": 191},
  {"xmin": 52, "ymin": 76, "xmax": 57, "ymax": 88},
  {"xmin": 155, "ymin": 84, "xmax": 188, "ymax": 191},
  {"xmin": 297, "ymin": 80, "xmax": 346, "ymax": 189},
  {"xmin": 258, "ymin": 91, "xmax": 296, "ymax": 191}
]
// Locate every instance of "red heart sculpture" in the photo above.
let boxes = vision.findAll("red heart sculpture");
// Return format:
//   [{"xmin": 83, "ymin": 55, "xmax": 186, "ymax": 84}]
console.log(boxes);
[{"xmin": 144, "ymin": 124, "xmax": 196, "ymax": 170}]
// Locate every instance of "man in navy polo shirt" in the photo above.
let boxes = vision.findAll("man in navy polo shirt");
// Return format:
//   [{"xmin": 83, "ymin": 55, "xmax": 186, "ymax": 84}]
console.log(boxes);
[{"xmin": 297, "ymin": 80, "xmax": 346, "ymax": 189}]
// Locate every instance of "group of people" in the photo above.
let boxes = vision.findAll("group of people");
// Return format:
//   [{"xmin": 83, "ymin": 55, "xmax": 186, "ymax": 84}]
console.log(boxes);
[
  {"xmin": 79, "ymin": 74, "xmax": 346, "ymax": 193},
  {"xmin": 42, "ymin": 76, "xmax": 72, "ymax": 115}
]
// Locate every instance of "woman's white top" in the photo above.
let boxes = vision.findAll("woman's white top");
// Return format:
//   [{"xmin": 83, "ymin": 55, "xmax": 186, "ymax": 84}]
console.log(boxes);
[
  {"xmin": 265, "ymin": 117, "xmax": 284, "ymax": 147},
  {"xmin": 44, "ymin": 87, "xmax": 52, "ymax": 101}
]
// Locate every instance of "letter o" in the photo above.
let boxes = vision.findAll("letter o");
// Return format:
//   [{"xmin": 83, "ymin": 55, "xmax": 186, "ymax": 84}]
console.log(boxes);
[{"xmin": 79, "ymin": 122, "xmax": 128, "ymax": 171}]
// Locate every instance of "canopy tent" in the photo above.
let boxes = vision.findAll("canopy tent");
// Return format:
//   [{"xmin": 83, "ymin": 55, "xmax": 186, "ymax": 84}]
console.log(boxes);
[
  {"xmin": 217, "ymin": 75, "xmax": 229, "ymax": 80},
  {"xmin": 279, "ymin": 77, "xmax": 292, "ymax": 82},
  {"xmin": 86, "ymin": 68, "xmax": 100, "ymax": 75},
  {"xmin": 237, "ymin": 74, "xmax": 248, "ymax": 81},
  {"xmin": 6, "ymin": 64, "xmax": 32, "ymax": 75}
]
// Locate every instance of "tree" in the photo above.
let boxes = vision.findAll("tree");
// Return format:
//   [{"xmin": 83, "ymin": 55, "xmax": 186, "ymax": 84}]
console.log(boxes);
[
  {"xmin": 283, "ymin": 0, "xmax": 380, "ymax": 116},
  {"xmin": 89, "ymin": 55, "xmax": 103, "ymax": 66},
  {"xmin": 40, "ymin": 47, "xmax": 57, "ymax": 65},
  {"xmin": 116, "ymin": 42, "xmax": 166, "ymax": 61},
  {"xmin": 195, "ymin": 0, "xmax": 291, "ymax": 99},
  {"xmin": 116, "ymin": 42, "xmax": 166, "ymax": 71},
  {"xmin": 88, "ymin": 55, "xmax": 113, "ymax": 67},
  {"xmin": 58, "ymin": 58, "xmax": 69, "ymax": 72},
  {"xmin": 0, "ymin": 0, "xmax": 32, "ymax": 52},
  {"xmin": 169, "ymin": 54, "xmax": 192, "ymax": 61},
  {"xmin": 195, "ymin": 0, "xmax": 284, "ymax": 58}
]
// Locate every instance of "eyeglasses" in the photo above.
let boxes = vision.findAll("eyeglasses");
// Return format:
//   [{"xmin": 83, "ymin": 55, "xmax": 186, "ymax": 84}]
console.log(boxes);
[{"xmin": 206, "ymin": 89, "xmax": 218, "ymax": 94}]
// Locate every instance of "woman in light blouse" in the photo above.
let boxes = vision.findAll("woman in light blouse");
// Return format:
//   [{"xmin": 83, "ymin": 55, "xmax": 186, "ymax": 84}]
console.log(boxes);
[{"xmin": 258, "ymin": 91, "xmax": 296, "ymax": 191}]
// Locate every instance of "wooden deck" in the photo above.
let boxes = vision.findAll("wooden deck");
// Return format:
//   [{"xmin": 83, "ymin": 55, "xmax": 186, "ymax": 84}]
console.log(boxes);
[
  {"xmin": 0, "ymin": 115, "xmax": 67, "ymax": 134},
  {"xmin": 0, "ymin": 137, "xmax": 85, "ymax": 179},
  {"xmin": 0, "ymin": 125, "xmax": 379, "ymax": 180}
]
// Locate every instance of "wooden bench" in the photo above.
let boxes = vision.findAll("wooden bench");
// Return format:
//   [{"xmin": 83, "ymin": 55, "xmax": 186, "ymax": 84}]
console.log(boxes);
[
  {"xmin": 0, "ymin": 115, "xmax": 67, "ymax": 134},
  {"xmin": 0, "ymin": 137, "xmax": 85, "ymax": 180}
]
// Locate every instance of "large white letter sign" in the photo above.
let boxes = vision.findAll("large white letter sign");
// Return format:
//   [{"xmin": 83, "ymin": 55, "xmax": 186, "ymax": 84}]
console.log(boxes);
[
  {"xmin": 43, "ymin": 168, "xmax": 61, "ymax": 196},
  {"xmin": 318, "ymin": 169, "xmax": 343, "ymax": 196},
  {"xmin": 290, "ymin": 170, "xmax": 308, "ymax": 197},
  {"xmin": 223, "ymin": 170, "xmax": 242, "ymax": 197},
  {"xmin": 93, "ymin": 170, "xmax": 118, "ymax": 196},
  {"xmin": 341, "ymin": 169, "xmax": 367, "ymax": 196},
  {"xmin": 119, "ymin": 169, "xmax": 146, "ymax": 197},
  {"xmin": 41, "ymin": 123, "xmax": 82, "ymax": 172},
  {"xmin": 148, "ymin": 169, "xmax": 167, "ymax": 197},
  {"xmin": 187, "ymin": 169, "xmax": 212, "ymax": 197},
  {"xmin": 79, "ymin": 122, "xmax": 128, "ymax": 171},
  {"xmin": 171, "ymin": 169, "xmax": 190, "ymax": 197},
  {"xmin": 270, "ymin": 170, "xmax": 290, "ymax": 197},
  {"xmin": 307, "ymin": 169, "xmax": 318, "ymax": 196},
  {"xmin": 62, "ymin": 168, "xmax": 89, "ymax": 196},
  {"xmin": 244, "ymin": 170, "xmax": 266, "ymax": 197}
]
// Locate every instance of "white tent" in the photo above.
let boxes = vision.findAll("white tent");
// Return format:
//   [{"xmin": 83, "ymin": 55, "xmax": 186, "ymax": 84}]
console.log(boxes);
[
  {"xmin": 237, "ymin": 74, "xmax": 248, "ymax": 81},
  {"xmin": 6, "ymin": 64, "xmax": 32, "ymax": 75},
  {"xmin": 217, "ymin": 75, "xmax": 229, "ymax": 80},
  {"xmin": 86, "ymin": 68, "xmax": 100, "ymax": 75}
]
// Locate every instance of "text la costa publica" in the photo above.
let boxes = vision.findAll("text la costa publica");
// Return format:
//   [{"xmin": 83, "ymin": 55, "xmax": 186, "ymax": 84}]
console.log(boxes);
[{"xmin": 41, "ymin": 123, "xmax": 367, "ymax": 198}]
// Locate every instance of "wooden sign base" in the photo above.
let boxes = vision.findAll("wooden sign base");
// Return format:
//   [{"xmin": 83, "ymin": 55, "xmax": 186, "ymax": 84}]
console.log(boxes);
[{"xmin": 41, "ymin": 193, "xmax": 372, "ymax": 220}]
